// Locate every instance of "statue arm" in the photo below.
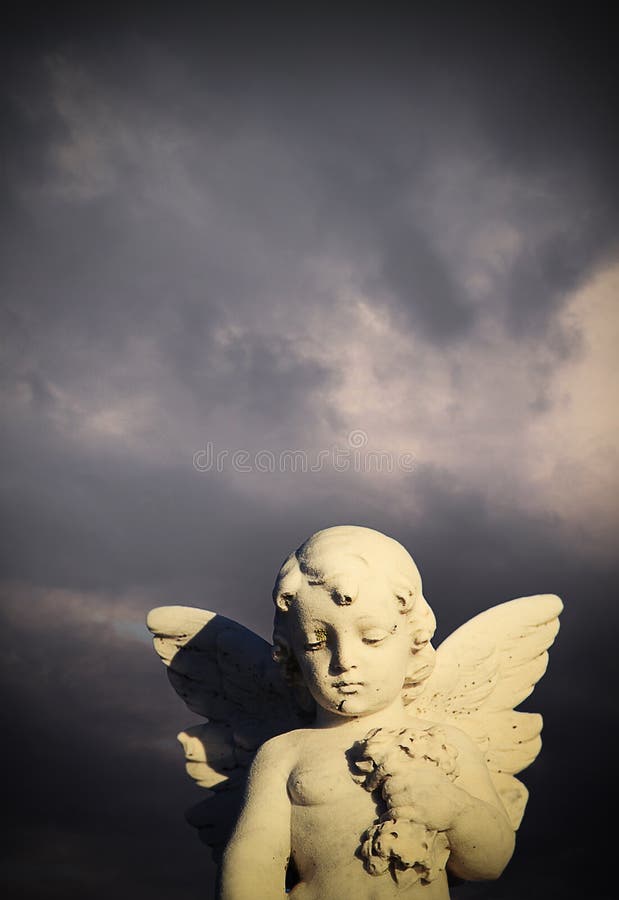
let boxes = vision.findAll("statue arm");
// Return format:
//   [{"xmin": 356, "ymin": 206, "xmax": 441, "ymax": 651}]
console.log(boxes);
[
  {"xmin": 219, "ymin": 736, "xmax": 293, "ymax": 900},
  {"xmin": 445, "ymin": 730, "xmax": 515, "ymax": 881}
]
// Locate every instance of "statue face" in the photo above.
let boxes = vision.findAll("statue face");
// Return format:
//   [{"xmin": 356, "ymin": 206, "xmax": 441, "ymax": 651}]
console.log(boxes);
[{"xmin": 288, "ymin": 575, "xmax": 411, "ymax": 718}]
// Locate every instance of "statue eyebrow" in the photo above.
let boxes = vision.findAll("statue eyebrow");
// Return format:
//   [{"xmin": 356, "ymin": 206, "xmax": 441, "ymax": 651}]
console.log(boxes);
[
  {"xmin": 310, "ymin": 627, "xmax": 328, "ymax": 642},
  {"xmin": 355, "ymin": 616, "xmax": 397, "ymax": 627}
]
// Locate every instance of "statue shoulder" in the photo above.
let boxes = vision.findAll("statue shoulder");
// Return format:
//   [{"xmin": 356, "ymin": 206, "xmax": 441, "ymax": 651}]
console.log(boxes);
[{"xmin": 251, "ymin": 727, "xmax": 308, "ymax": 775}]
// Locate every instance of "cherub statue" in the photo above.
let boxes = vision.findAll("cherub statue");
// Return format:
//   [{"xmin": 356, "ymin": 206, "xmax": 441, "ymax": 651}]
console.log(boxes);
[{"xmin": 147, "ymin": 525, "xmax": 562, "ymax": 899}]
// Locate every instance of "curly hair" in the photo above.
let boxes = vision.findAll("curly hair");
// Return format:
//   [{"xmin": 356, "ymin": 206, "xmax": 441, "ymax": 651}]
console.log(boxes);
[{"xmin": 272, "ymin": 526, "xmax": 436, "ymax": 710}]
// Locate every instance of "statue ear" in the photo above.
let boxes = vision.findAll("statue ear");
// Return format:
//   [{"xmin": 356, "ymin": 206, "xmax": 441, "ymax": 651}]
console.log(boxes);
[
  {"xmin": 403, "ymin": 642, "xmax": 436, "ymax": 703},
  {"xmin": 271, "ymin": 631, "xmax": 316, "ymax": 718},
  {"xmin": 271, "ymin": 626, "xmax": 294, "ymax": 669},
  {"xmin": 271, "ymin": 621, "xmax": 302, "ymax": 686},
  {"xmin": 275, "ymin": 591, "xmax": 295, "ymax": 611},
  {"xmin": 395, "ymin": 589, "xmax": 415, "ymax": 613}
]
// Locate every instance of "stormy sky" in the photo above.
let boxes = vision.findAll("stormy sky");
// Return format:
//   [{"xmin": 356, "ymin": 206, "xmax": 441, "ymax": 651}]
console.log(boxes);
[{"xmin": 1, "ymin": 5, "xmax": 617, "ymax": 899}]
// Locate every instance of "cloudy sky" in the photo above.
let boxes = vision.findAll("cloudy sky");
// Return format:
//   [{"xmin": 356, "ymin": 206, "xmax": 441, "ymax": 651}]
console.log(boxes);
[{"xmin": 1, "ymin": 5, "xmax": 617, "ymax": 899}]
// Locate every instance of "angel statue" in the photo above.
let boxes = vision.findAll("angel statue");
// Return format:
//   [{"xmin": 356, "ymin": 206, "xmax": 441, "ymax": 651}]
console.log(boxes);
[{"xmin": 147, "ymin": 525, "xmax": 562, "ymax": 899}]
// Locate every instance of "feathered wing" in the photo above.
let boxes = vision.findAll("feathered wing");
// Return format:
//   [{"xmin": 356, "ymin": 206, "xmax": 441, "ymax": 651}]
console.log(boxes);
[
  {"xmin": 146, "ymin": 605, "xmax": 307, "ymax": 857},
  {"xmin": 415, "ymin": 594, "xmax": 563, "ymax": 830}
]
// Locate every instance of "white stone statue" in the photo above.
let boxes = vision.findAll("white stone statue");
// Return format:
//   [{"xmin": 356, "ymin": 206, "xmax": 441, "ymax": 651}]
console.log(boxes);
[{"xmin": 147, "ymin": 525, "xmax": 562, "ymax": 899}]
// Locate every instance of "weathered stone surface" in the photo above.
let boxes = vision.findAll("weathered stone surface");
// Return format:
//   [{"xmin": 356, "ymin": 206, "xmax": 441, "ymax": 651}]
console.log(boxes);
[{"xmin": 148, "ymin": 525, "xmax": 562, "ymax": 898}]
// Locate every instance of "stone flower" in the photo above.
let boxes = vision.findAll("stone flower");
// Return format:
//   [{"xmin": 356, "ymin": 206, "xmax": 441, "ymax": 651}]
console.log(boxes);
[
  {"xmin": 359, "ymin": 818, "xmax": 450, "ymax": 886},
  {"xmin": 352, "ymin": 725, "xmax": 458, "ymax": 886}
]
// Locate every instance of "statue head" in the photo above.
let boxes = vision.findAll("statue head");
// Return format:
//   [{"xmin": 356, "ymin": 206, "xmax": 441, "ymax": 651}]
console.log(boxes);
[{"xmin": 272, "ymin": 525, "xmax": 436, "ymax": 717}]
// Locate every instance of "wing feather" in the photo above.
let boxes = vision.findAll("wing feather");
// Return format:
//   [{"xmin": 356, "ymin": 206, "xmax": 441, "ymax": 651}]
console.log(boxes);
[
  {"xmin": 147, "ymin": 605, "xmax": 301, "ymax": 724},
  {"xmin": 147, "ymin": 605, "xmax": 306, "ymax": 855},
  {"xmin": 416, "ymin": 594, "xmax": 562, "ymax": 829}
]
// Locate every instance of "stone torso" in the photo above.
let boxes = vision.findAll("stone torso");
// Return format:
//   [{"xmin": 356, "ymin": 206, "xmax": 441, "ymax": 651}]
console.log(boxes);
[{"xmin": 285, "ymin": 726, "xmax": 451, "ymax": 900}]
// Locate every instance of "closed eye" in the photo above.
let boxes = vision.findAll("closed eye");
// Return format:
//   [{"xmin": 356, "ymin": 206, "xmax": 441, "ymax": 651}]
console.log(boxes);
[{"xmin": 362, "ymin": 632, "xmax": 389, "ymax": 645}]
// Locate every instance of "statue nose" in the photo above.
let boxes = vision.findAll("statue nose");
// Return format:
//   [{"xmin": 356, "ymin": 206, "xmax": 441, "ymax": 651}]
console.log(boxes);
[{"xmin": 330, "ymin": 638, "xmax": 357, "ymax": 673}]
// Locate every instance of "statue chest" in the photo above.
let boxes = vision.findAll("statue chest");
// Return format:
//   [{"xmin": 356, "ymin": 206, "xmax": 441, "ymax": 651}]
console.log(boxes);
[{"xmin": 287, "ymin": 745, "xmax": 376, "ymax": 809}]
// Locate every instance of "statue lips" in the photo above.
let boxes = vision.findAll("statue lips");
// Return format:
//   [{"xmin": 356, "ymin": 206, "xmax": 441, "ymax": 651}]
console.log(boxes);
[{"xmin": 333, "ymin": 681, "xmax": 364, "ymax": 694}]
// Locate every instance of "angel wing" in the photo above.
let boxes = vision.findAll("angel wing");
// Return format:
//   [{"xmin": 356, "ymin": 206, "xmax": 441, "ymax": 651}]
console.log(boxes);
[
  {"xmin": 415, "ymin": 594, "xmax": 563, "ymax": 830},
  {"xmin": 146, "ymin": 606, "xmax": 308, "ymax": 859}
]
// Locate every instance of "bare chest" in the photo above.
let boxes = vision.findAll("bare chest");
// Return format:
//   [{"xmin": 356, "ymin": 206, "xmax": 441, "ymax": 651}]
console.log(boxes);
[{"xmin": 287, "ymin": 739, "xmax": 375, "ymax": 809}]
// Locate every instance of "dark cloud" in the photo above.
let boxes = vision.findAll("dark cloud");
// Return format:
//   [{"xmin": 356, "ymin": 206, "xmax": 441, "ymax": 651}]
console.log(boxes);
[
  {"xmin": 3, "ymin": 4, "xmax": 617, "ymax": 360},
  {"xmin": 377, "ymin": 219, "xmax": 474, "ymax": 340},
  {"xmin": 1, "ymin": 589, "xmax": 216, "ymax": 899},
  {"xmin": 1, "ymin": 6, "xmax": 617, "ymax": 900}
]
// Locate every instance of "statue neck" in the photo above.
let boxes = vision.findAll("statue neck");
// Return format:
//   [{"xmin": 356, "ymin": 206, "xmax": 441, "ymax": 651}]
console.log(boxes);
[{"xmin": 314, "ymin": 696, "xmax": 408, "ymax": 731}]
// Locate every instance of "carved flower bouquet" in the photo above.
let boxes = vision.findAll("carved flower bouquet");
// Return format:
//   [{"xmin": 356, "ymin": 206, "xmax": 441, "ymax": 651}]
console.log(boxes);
[{"xmin": 352, "ymin": 725, "xmax": 459, "ymax": 887}]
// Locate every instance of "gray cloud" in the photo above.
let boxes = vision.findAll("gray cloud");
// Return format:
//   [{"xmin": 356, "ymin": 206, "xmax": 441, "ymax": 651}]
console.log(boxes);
[
  {"xmin": 3, "ymin": 5, "xmax": 616, "ymax": 372},
  {"xmin": 1, "ymin": 6, "xmax": 617, "ymax": 899}
]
